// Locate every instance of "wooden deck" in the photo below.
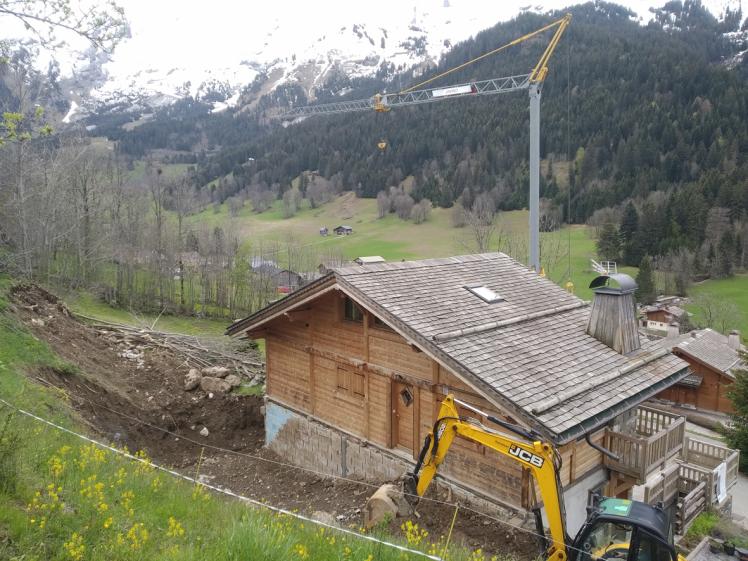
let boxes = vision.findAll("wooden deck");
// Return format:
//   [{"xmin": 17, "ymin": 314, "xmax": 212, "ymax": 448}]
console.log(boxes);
[{"xmin": 604, "ymin": 406, "xmax": 686, "ymax": 483}]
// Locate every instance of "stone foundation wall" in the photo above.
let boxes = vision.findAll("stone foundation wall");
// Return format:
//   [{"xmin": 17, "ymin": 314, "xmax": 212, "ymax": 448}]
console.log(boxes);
[{"xmin": 264, "ymin": 399, "xmax": 531, "ymax": 526}]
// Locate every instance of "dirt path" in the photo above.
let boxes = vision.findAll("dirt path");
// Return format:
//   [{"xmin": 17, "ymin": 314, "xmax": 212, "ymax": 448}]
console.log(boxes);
[{"xmin": 8, "ymin": 284, "xmax": 538, "ymax": 559}]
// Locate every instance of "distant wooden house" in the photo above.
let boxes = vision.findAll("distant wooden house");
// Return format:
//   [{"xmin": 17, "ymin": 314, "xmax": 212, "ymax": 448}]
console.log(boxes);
[
  {"xmin": 333, "ymin": 225, "xmax": 353, "ymax": 236},
  {"xmin": 272, "ymin": 269, "xmax": 304, "ymax": 294},
  {"xmin": 319, "ymin": 226, "xmax": 329, "ymax": 237},
  {"xmin": 641, "ymin": 303, "xmax": 687, "ymax": 334},
  {"xmin": 354, "ymin": 256, "xmax": 385, "ymax": 265},
  {"xmin": 228, "ymin": 254, "xmax": 690, "ymax": 531},
  {"xmin": 654, "ymin": 329, "xmax": 745, "ymax": 413},
  {"xmin": 251, "ymin": 261, "xmax": 304, "ymax": 294}
]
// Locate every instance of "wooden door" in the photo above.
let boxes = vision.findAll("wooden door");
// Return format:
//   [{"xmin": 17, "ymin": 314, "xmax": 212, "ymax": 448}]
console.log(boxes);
[{"xmin": 392, "ymin": 381, "xmax": 415, "ymax": 454}]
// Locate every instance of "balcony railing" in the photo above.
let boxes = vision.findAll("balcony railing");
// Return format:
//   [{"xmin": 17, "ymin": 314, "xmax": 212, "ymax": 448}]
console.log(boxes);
[{"xmin": 604, "ymin": 406, "xmax": 686, "ymax": 483}]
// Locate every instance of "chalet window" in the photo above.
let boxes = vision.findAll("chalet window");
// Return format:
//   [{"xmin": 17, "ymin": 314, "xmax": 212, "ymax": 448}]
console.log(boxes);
[
  {"xmin": 337, "ymin": 366, "xmax": 365, "ymax": 399},
  {"xmin": 343, "ymin": 297, "xmax": 364, "ymax": 322},
  {"xmin": 400, "ymin": 387, "xmax": 414, "ymax": 406}
]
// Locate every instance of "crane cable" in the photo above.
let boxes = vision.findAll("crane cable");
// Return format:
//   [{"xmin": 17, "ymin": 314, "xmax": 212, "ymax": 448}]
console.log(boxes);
[{"xmin": 399, "ymin": 15, "xmax": 570, "ymax": 94}]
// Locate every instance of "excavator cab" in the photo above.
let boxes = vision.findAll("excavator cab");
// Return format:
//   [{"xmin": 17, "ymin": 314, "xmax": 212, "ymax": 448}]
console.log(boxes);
[{"xmin": 570, "ymin": 498, "xmax": 678, "ymax": 561}]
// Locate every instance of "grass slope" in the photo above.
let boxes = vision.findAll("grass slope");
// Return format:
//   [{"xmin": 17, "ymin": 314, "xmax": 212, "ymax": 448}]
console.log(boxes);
[
  {"xmin": 0, "ymin": 278, "xmax": 488, "ymax": 561},
  {"xmin": 687, "ymin": 274, "xmax": 748, "ymax": 337},
  {"xmin": 190, "ymin": 195, "xmax": 634, "ymax": 301},
  {"xmin": 66, "ymin": 292, "xmax": 229, "ymax": 336}
]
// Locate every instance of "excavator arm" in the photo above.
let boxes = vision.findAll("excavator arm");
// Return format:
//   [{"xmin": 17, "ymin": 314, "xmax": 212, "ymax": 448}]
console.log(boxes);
[{"xmin": 405, "ymin": 395, "xmax": 569, "ymax": 561}]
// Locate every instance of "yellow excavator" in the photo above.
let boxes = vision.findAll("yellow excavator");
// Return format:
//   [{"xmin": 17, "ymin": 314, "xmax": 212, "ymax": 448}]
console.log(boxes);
[{"xmin": 404, "ymin": 395, "xmax": 683, "ymax": 561}]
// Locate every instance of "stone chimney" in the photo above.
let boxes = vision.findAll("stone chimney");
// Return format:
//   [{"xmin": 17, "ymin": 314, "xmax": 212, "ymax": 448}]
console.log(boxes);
[
  {"xmin": 586, "ymin": 273, "xmax": 641, "ymax": 354},
  {"xmin": 728, "ymin": 330, "xmax": 741, "ymax": 350},
  {"xmin": 667, "ymin": 322, "xmax": 680, "ymax": 339}
]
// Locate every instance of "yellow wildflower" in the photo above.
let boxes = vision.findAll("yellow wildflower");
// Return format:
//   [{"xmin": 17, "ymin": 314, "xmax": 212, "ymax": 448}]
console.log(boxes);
[
  {"xmin": 63, "ymin": 532, "xmax": 85, "ymax": 561},
  {"xmin": 166, "ymin": 517, "xmax": 185, "ymax": 538},
  {"xmin": 401, "ymin": 520, "xmax": 428, "ymax": 546},
  {"xmin": 103, "ymin": 516, "xmax": 113, "ymax": 529},
  {"xmin": 126, "ymin": 522, "xmax": 149, "ymax": 550},
  {"xmin": 294, "ymin": 543, "xmax": 309, "ymax": 559}
]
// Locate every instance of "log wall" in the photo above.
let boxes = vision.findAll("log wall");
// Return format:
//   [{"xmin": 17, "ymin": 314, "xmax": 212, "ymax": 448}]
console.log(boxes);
[{"xmin": 255, "ymin": 289, "xmax": 614, "ymax": 509}]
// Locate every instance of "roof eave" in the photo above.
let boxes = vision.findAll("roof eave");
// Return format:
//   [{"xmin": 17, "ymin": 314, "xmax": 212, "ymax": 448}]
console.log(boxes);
[
  {"xmin": 225, "ymin": 273, "xmax": 336, "ymax": 336},
  {"xmin": 553, "ymin": 364, "xmax": 691, "ymax": 445}
]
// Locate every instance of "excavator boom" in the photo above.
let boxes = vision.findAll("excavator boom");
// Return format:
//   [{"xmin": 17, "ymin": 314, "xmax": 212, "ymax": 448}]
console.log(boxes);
[
  {"xmin": 403, "ymin": 395, "xmax": 681, "ymax": 561},
  {"xmin": 407, "ymin": 395, "xmax": 569, "ymax": 561}
]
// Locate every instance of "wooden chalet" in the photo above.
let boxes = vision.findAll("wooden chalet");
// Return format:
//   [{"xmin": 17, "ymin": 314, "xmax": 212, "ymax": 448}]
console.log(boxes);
[
  {"xmin": 227, "ymin": 254, "xmax": 690, "ymax": 531},
  {"xmin": 654, "ymin": 329, "xmax": 745, "ymax": 414},
  {"xmin": 333, "ymin": 225, "xmax": 353, "ymax": 235}
]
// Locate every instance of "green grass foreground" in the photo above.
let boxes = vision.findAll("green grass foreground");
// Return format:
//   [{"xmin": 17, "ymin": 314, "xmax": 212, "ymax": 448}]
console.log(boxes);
[{"xmin": 0, "ymin": 278, "xmax": 494, "ymax": 561}]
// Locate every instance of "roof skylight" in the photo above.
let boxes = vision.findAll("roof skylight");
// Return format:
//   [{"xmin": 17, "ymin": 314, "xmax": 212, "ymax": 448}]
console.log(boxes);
[{"xmin": 465, "ymin": 285, "xmax": 503, "ymax": 303}]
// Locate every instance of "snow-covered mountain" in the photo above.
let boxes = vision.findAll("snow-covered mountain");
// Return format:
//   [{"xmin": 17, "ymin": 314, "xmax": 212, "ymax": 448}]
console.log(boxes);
[{"xmin": 38, "ymin": 0, "xmax": 747, "ymax": 122}]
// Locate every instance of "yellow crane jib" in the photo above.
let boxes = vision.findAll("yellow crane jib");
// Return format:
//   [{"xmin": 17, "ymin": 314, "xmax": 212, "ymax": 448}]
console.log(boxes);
[{"xmin": 404, "ymin": 394, "xmax": 684, "ymax": 561}]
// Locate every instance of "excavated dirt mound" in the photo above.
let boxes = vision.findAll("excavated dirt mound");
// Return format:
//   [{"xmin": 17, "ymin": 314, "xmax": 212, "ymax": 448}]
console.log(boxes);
[
  {"xmin": 8, "ymin": 283, "xmax": 538, "ymax": 560},
  {"xmin": 10, "ymin": 283, "xmax": 262, "ymax": 463}
]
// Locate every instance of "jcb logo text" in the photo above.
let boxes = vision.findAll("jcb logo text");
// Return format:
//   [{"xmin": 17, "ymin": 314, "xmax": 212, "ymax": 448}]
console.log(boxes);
[{"xmin": 508, "ymin": 445, "xmax": 544, "ymax": 468}]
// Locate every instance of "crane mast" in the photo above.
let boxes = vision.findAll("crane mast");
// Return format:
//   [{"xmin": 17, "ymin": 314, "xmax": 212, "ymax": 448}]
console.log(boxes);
[{"xmin": 281, "ymin": 14, "xmax": 572, "ymax": 272}]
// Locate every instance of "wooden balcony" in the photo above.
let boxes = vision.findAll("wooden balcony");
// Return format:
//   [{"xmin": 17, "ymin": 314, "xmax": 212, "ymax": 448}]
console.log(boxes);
[{"xmin": 604, "ymin": 406, "xmax": 686, "ymax": 483}]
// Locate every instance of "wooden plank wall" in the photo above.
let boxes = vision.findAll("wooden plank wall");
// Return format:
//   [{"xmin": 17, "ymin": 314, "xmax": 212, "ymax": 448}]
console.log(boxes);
[
  {"xmin": 656, "ymin": 357, "xmax": 735, "ymax": 414},
  {"xmin": 259, "ymin": 289, "xmax": 612, "ymax": 510}
]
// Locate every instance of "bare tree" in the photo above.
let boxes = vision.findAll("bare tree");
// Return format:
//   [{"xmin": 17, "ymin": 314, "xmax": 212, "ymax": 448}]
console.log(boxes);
[
  {"xmin": 691, "ymin": 292, "xmax": 743, "ymax": 334},
  {"xmin": 282, "ymin": 186, "xmax": 302, "ymax": 218},
  {"xmin": 411, "ymin": 199, "xmax": 432, "ymax": 224},
  {"xmin": 539, "ymin": 198, "xmax": 562, "ymax": 232},
  {"xmin": 376, "ymin": 190, "xmax": 390, "ymax": 219},
  {"xmin": 307, "ymin": 177, "xmax": 332, "ymax": 208},
  {"xmin": 0, "ymin": 0, "xmax": 128, "ymax": 53},
  {"xmin": 227, "ymin": 195, "xmax": 244, "ymax": 217},
  {"xmin": 467, "ymin": 194, "xmax": 496, "ymax": 252},
  {"xmin": 393, "ymin": 192, "xmax": 414, "ymax": 220},
  {"xmin": 451, "ymin": 202, "xmax": 467, "ymax": 228}
]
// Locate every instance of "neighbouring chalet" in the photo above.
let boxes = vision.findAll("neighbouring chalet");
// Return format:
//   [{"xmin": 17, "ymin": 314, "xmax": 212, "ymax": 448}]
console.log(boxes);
[
  {"xmin": 227, "ymin": 254, "xmax": 690, "ymax": 532},
  {"xmin": 654, "ymin": 329, "xmax": 745, "ymax": 414},
  {"xmin": 641, "ymin": 302, "xmax": 689, "ymax": 335},
  {"xmin": 333, "ymin": 225, "xmax": 353, "ymax": 235}
]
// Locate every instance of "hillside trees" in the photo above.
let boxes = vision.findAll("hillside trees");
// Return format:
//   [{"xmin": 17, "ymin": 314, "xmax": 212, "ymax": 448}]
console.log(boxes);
[
  {"xmin": 725, "ymin": 359, "xmax": 748, "ymax": 472},
  {"xmin": 106, "ymin": 1, "xmax": 748, "ymax": 247},
  {"xmin": 635, "ymin": 256, "xmax": 656, "ymax": 304},
  {"xmin": 596, "ymin": 223, "xmax": 621, "ymax": 262}
]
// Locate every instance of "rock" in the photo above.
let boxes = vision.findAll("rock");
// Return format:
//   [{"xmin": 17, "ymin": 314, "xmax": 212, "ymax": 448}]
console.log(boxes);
[
  {"xmin": 30, "ymin": 318, "xmax": 45, "ymax": 327},
  {"xmin": 311, "ymin": 511, "xmax": 337, "ymax": 526},
  {"xmin": 200, "ymin": 377, "xmax": 231, "ymax": 394},
  {"xmin": 225, "ymin": 374, "xmax": 242, "ymax": 388},
  {"xmin": 202, "ymin": 366, "xmax": 230, "ymax": 378},
  {"xmin": 364, "ymin": 484, "xmax": 412, "ymax": 528},
  {"xmin": 199, "ymin": 427, "xmax": 210, "ymax": 437},
  {"xmin": 184, "ymin": 369, "xmax": 201, "ymax": 391}
]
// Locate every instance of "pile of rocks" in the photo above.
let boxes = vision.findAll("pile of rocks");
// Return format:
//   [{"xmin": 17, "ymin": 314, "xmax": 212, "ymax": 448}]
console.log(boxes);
[{"xmin": 184, "ymin": 365, "xmax": 248, "ymax": 394}]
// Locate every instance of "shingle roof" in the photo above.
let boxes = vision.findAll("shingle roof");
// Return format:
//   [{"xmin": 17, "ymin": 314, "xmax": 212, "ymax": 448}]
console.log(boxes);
[
  {"xmin": 228, "ymin": 253, "xmax": 689, "ymax": 443},
  {"xmin": 674, "ymin": 329, "xmax": 746, "ymax": 377}
]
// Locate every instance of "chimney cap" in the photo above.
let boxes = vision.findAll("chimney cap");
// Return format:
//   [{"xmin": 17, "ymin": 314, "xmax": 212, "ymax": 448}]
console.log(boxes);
[{"xmin": 589, "ymin": 273, "xmax": 637, "ymax": 295}]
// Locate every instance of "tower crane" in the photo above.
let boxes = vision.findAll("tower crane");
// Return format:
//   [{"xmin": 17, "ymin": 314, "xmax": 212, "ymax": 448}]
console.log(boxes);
[{"xmin": 281, "ymin": 14, "xmax": 572, "ymax": 272}]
